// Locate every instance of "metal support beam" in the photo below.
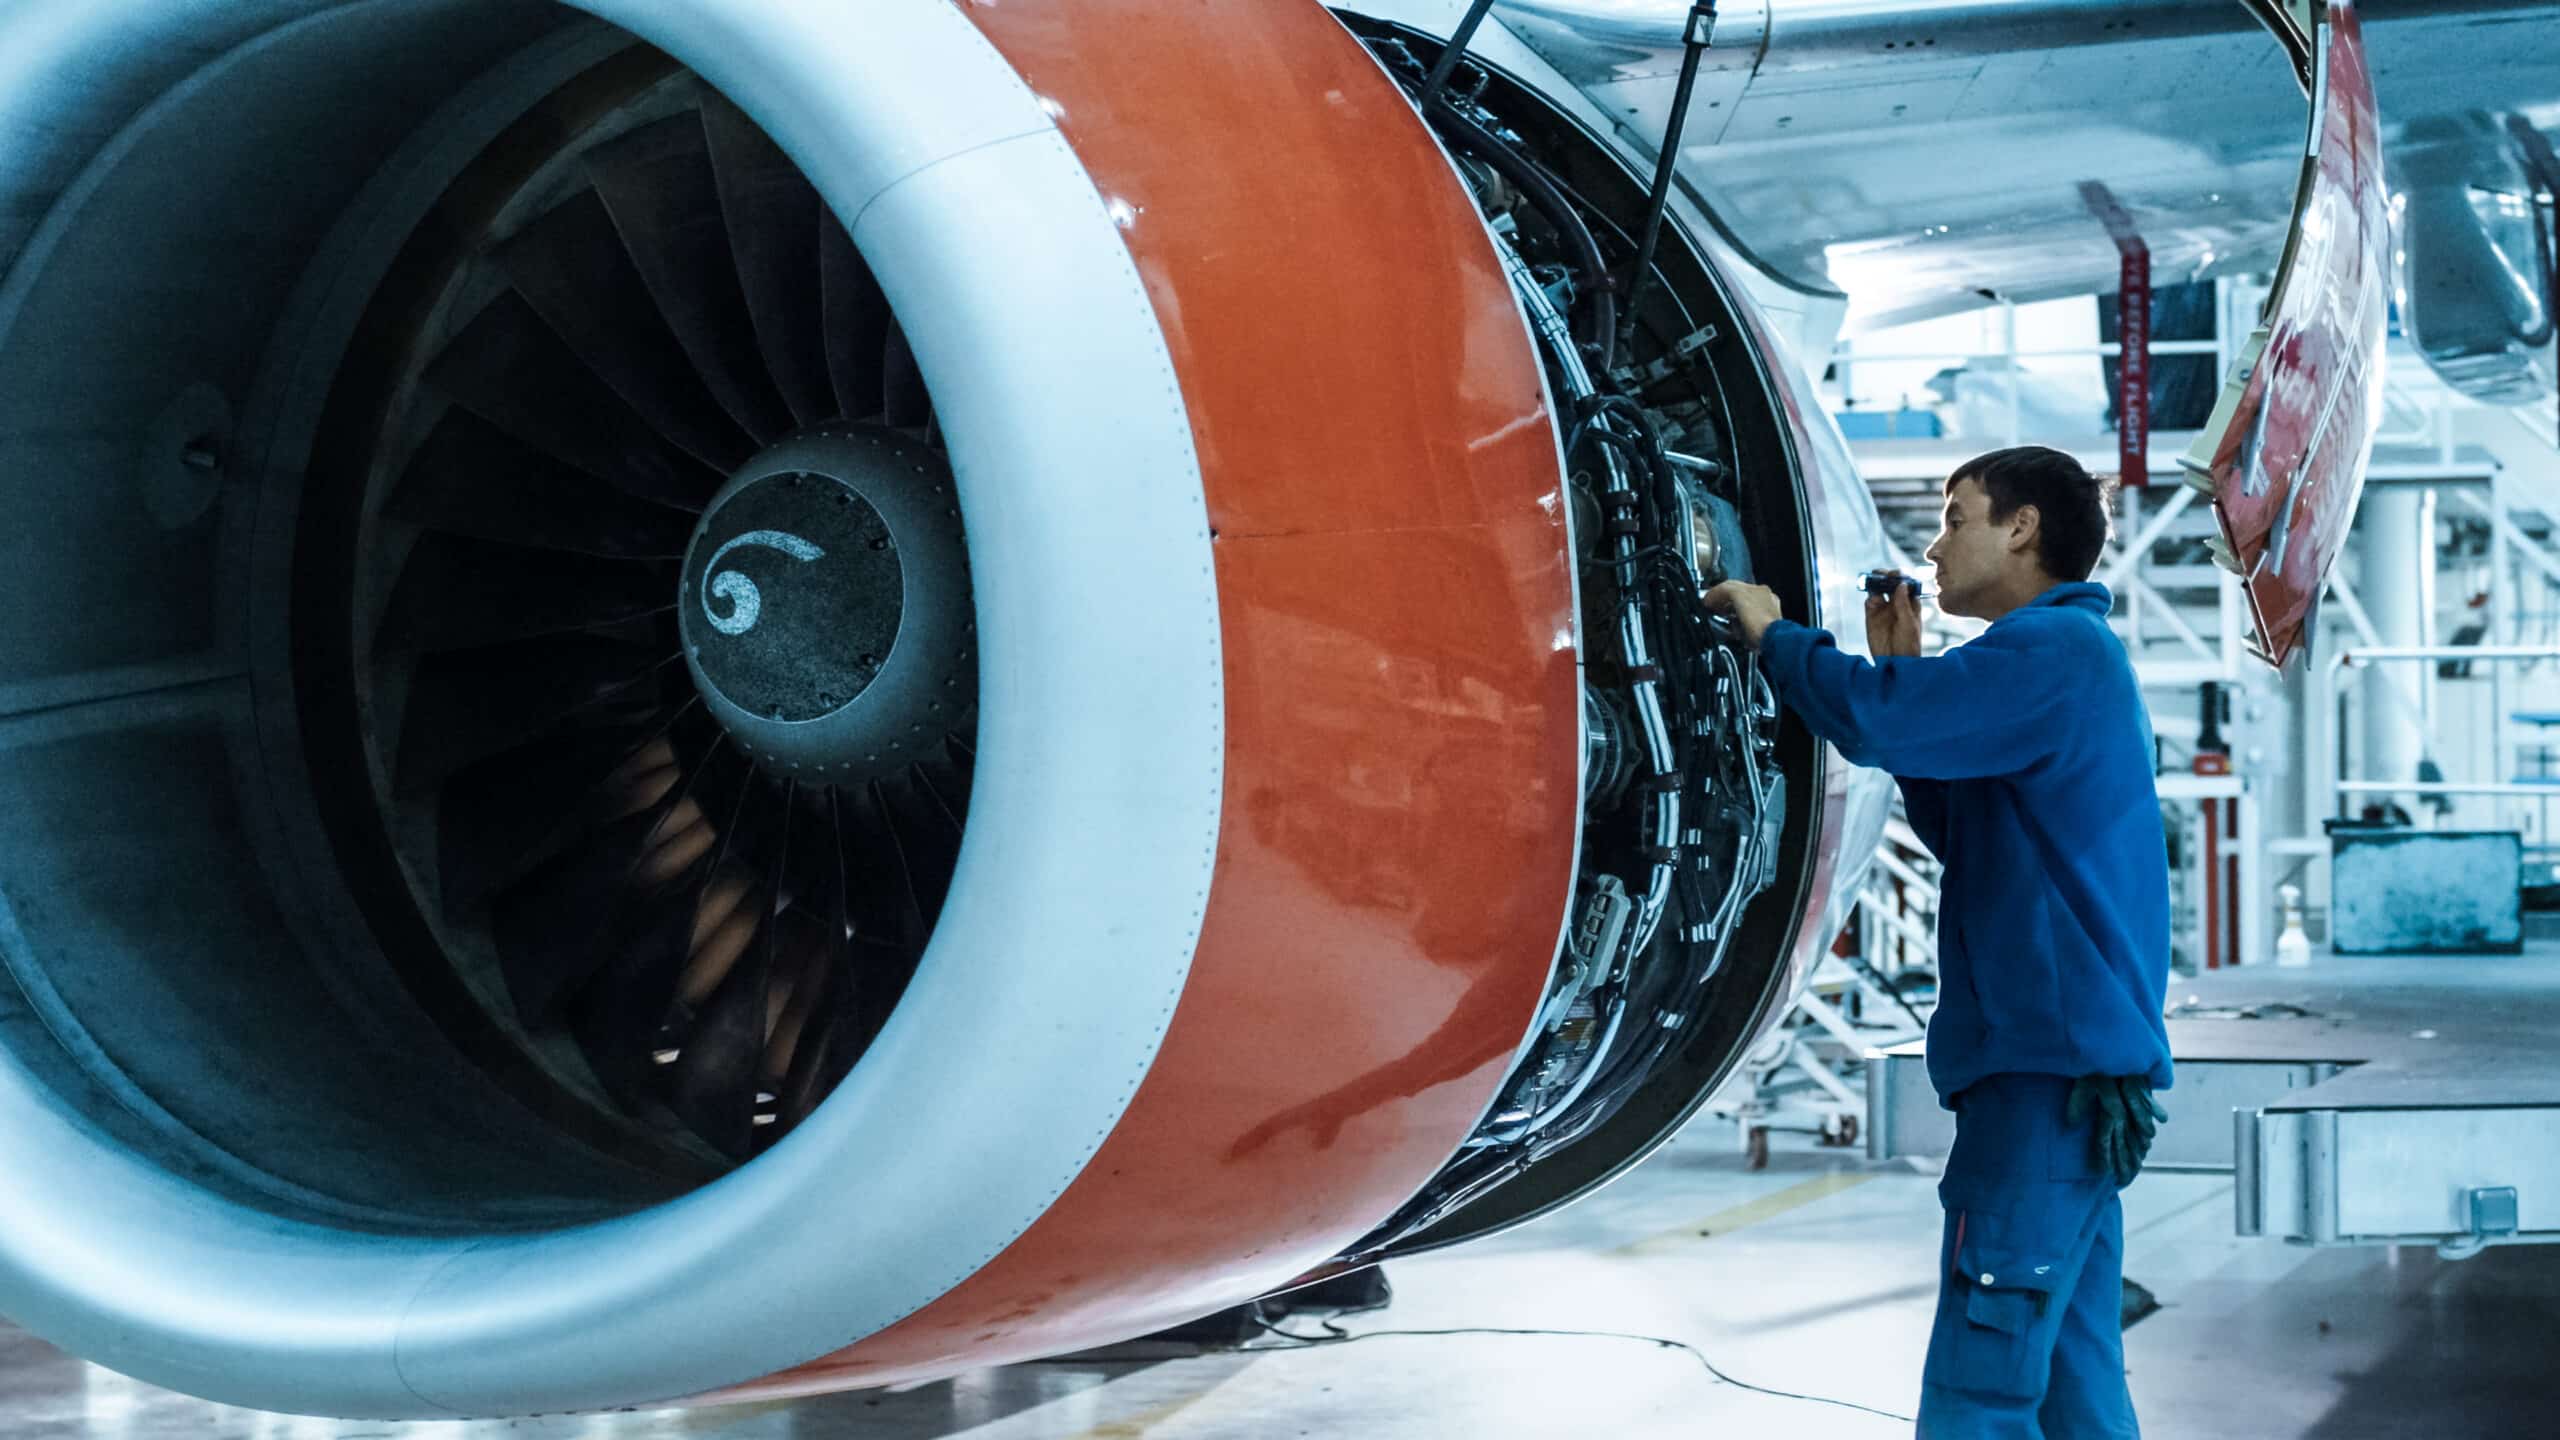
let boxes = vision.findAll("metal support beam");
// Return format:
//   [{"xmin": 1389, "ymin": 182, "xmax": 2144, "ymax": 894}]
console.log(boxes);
[
  {"xmin": 2221, "ymin": 568, "xmax": 2247, "ymax": 677},
  {"xmin": 1860, "ymin": 890, "xmax": 1939, "ymax": 963},
  {"xmin": 2323, "ymin": 568, "xmax": 2389, "ymax": 651},
  {"xmin": 1789, "ymin": 1045, "xmax": 1867, "ymax": 1112},
  {"xmin": 2454, "ymin": 488, "xmax": 2560, "ymax": 593},
  {"xmin": 2099, "ymin": 485, "xmax": 2198, "ymax": 593},
  {"xmin": 2124, "ymin": 569, "xmax": 2220, "ymax": 663},
  {"xmin": 2336, "ymin": 645, "xmax": 2560, "ymax": 662},
  {"xmin": 1792, "ymin": 985, "xmax": 1874, "ymax": 1054},
  {"xmin": 1870, "ymin": 844, "xmax": 1937, "ymax": 895},
  {"xmin": 2337, "ymin": 781, "xmax": 2560, "ymax": 797}
]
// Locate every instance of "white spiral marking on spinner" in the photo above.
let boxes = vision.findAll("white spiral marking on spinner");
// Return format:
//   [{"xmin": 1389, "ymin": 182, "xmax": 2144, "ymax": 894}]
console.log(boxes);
[{"xmin": 702, "ymin": 529, "xmax": 828, "ymax": 637}]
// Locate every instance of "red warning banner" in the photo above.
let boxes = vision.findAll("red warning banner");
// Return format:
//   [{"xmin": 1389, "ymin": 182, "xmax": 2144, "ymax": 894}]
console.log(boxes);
[{"xmin": 2080, "ymin": 180, "xmax": 2151, "ymax": 490}]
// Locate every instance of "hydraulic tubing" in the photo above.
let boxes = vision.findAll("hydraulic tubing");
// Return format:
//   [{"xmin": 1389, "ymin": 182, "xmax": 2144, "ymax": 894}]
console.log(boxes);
[{"xmin": 1491, "ymin": 233, "xmax": 1677, "ymax": 1131}]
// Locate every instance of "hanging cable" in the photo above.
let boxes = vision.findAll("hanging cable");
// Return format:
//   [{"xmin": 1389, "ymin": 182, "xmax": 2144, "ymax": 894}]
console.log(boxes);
[
  {"xmin": 1845, "ymin": 948, "xmax": 1932, "ymax": 1033},
  {"xmin": 1622, "ymin": 3, "xmax": 1720, "ymax": 353},
  {"xmin": 1242, "ymin": 1318, "xmax": 1917, "ymax": 1425}
]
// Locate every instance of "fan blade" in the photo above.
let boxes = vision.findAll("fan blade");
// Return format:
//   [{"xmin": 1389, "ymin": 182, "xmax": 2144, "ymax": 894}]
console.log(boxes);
[
  {"xmin": 769, "ymin": 783, "xmax": 843, "ymax": 918},
  {"xmin": 664, "ymin": 952, "xmax": 768, "ymax": 1158},
  {"xmin": 585, "ymin": 113, "xmax": 796, "ymax": 446},
  {"xmin": 436, "ymin": 722, "xmax": 669, "ymax": 911},
  {"xmin": 425, "ymin": 291, "xmax": 724, "ymax": 513},
  {"xmin": 820, "ymin": 212, "xmax": 890, "ymax": 421},
  {"xmin": 394, "ymin": 635, "xmax": 674, "ymax": 793},
  {"xmin": 830, "ymin": 788, "xmax": 922, "ymax": 1088},
  {"xmin": 377, "ymin": 533, "xmax": 672, "ymax": 656},
  {"xmin": 913, "ymin": 740, "xmax": 974, "ymax": 828},
  {"xmin": 638, "ymin": 751, "xmax": 766, "ymax": 998},
  {"xmin": 840, "ymin": 779, "xmax": 932, "ymax": 952},
  {"xmin": 493, "ymin": 734, "xmax": 742, "ymax": 1026},
  {"xmin": 880, "ymin": 321, "xmax": 931, "ymax": 429},
  {"xmin": 388, "ymin": 409, "xmax": 698, "ymax": 561},
  {"xmin": 498, "ymin": 189, "xmax": 760, "ymax": 472},
  {"xmin": 779, "ymin": 792, "xmax": 862, "ymax": 1129},
  {"xmin": 565, "ymin": 884, "xmax": 704, "ymax": 1110},
  {"xmin": 492, "ymin": 805, "xmax": 691, "ymax": 1024},
  {"xmin": 877, "ymin": 769, "xmax": 963, "ymax": 924},
  {"xmin": 775, "ymin": 1015, "xmax": 837, "ymax": 1132},
  {"xmin": 699, "ymin": 92, "xmax": 836, "ymax": 429},
  {"xmin": 751, "ymin": 907, "xmax": 833, "ymax": 1141},
  {"xmin": 668, "ymin": 780, "xmax": 794, "ymax": 1156}
]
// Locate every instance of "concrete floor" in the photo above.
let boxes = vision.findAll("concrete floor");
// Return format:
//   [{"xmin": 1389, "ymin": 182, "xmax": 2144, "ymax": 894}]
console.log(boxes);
[{"xmin": 5, "ymin": 1101, "xmax": 2556, "ymax": 1439}]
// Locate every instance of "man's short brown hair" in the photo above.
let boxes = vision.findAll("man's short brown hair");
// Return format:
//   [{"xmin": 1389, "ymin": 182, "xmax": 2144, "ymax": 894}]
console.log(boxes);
[{"xmin": 1947, "ymin": 446, "xmax": 2114, "ymax": 583}]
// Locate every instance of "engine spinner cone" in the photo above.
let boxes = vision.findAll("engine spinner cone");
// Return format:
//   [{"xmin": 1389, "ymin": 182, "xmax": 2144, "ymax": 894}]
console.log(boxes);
[{"xmin": 680, "ymin": 424, "xmax": 973, "ymax": 784}]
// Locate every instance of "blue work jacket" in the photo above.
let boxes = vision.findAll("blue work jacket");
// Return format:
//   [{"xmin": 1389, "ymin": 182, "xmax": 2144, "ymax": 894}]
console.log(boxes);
[{"xmin": 1759, "ymin": 581, "xmax": 2174, "ymax": 1106}]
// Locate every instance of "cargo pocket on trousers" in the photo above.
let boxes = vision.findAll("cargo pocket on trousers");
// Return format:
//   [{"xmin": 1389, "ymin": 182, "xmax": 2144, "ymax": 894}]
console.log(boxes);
[{"xmin": 1924, "ymin": 1213, "xmax": 2063, "ymax": 1399}]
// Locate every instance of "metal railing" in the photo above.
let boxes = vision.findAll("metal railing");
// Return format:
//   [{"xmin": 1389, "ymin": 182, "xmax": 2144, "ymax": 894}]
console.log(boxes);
[
  {"xmin": 2321, "ymin": 645, "xmax": 2560, "ymax": 834},
  {"xmin": 1860, "ymin": 818, "xmax": 1940, "ymax": 984},
  {"xmin": 1700, "ymin": 816, "xmax": 1939, "ymax": 1166}
]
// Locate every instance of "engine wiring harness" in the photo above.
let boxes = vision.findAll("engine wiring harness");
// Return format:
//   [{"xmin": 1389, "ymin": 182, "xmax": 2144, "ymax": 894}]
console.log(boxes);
[{"xmin": 1354, "ymin": 20, "xmax": 1788, "ymax": 1248}]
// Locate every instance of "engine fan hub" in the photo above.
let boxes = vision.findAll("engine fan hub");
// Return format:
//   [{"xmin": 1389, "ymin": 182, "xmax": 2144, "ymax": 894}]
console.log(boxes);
[
  {"xmin": 686, "ymin": 470, "xmax": 901, "ymax": 721},
  {"xmin": 680, "ymin": 425, "xmax": 973, "ymax": 783}
]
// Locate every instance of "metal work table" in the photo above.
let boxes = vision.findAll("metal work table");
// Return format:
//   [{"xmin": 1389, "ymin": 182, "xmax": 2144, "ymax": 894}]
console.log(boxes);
[{"xmin": 1866, "ymin": 949, "xmax": 2560, "ymax": 1256}]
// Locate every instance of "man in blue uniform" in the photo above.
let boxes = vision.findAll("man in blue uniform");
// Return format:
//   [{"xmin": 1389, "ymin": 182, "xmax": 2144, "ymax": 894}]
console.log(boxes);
[{"xmin": 1705, "ymin": 446, "xmax": 2172, "ymax": 1438}]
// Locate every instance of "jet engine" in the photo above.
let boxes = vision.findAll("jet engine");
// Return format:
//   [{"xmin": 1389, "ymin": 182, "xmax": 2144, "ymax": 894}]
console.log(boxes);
[
  {"xmin": 2398, "ymin": 111, "xmax": 2559, "ymax": 408},
  {"xmin": 0, "ymin": 0, "xmax": 1882, "ymax": 1417}
]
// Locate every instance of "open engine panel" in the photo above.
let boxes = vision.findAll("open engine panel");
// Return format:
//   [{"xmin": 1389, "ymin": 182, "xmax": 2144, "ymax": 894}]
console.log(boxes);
[{"xmin": 1338, "ymin": 18, "xmax": 1817, "ymax": 1258}]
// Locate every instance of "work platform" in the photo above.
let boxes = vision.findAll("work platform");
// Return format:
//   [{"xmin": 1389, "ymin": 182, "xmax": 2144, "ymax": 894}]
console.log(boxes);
[{"xmin": 1866, "ymin": 947, "xmax": 2560, "ymax": 1256}]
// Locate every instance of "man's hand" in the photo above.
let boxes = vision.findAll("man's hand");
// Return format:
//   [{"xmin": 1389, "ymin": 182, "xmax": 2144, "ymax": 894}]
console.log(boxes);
[
  {"xmin": 2068, "ymin": 1075, "xmax": 2167, "ymax": 1188},
  {"xmin": 1865, "ymin": 572, "xmax": 1923, "ymax": 659},
  {"xmin": 1702, "ymin": 581, "xmax": 1783, "ymax": 650}
]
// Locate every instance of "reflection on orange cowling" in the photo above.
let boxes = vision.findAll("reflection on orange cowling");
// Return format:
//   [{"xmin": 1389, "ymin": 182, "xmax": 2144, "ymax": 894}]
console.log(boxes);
[{"xmin": 704, "ymin": 1, "xmax": 1578, "ymax": 1398}]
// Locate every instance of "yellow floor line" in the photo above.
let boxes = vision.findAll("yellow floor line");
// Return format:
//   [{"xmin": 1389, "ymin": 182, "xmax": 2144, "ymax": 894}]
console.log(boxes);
[
  {"xmin": 1066, "ymin": 1390, "xmax": 1218, "ymax": 1439},
  {"xmin": 1609, "ymin": 1170, "xmax": 1877, "ymax": 1258}
]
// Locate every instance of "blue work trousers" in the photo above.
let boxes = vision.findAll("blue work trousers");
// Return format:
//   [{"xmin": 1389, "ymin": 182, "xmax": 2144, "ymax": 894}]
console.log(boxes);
[{"xmin": 1916, "ymin": 1073, "xmax": 2139, "ymax": 1439}]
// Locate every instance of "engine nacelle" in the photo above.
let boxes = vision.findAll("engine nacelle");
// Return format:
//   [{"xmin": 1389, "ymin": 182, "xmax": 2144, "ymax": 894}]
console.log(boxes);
[
  {"xmin": 0, "ymin": 0, "xmax": 1883, "ymax": 1416},
  {"xmin": 2398, "ymin": 110, "xmax": 2558, "ymax": 408}
]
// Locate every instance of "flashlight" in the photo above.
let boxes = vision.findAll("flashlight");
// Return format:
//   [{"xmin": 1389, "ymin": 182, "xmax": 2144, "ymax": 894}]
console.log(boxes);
[{"xmin": 1862, "ymin": 571, "xmax": 1930, "ymax": 602}]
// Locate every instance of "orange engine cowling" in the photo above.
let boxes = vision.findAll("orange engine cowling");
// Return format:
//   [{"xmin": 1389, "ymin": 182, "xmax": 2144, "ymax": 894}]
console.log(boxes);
[{"xmin": 0, "ymin": 0, "xmax": 1861, "ymax": 1418}]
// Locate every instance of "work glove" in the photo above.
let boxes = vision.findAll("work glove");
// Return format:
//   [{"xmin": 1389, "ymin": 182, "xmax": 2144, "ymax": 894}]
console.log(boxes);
[{"xmin": 2067, "ymin": 1075, "xmax": 2167, "ymax": 1188}]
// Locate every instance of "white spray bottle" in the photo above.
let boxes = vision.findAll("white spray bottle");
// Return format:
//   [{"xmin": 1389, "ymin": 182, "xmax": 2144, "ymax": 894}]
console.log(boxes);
[{"xmin": 2275, "ymin": 883, "xmax": 2312, "ymax": 969}]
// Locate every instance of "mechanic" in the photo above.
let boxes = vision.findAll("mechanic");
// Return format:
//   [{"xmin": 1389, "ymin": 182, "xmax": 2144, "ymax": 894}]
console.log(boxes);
[{"xmin": 1704, "ymin": 445, "xmax": 2172, "ymax": 1438}]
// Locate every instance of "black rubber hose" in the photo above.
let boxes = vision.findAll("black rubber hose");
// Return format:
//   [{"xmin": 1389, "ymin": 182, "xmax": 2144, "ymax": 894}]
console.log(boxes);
[
  {"xmin": 1429, "ymin": 101, "xmax": 1619, "ymax": 374},
  {"xmin": 1625, "ymin": 4, "xmax": 1720, "ymax": 334},
  {"xmin": 1846, "ymin": 949, "xmax": 1932, "ymax": 1033}
]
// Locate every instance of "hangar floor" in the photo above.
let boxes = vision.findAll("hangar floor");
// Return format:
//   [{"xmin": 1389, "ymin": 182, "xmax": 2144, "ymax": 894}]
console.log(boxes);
[{"xmin": 6, "ymin": 961, "xmax": 2558, "ymax": 1438}]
